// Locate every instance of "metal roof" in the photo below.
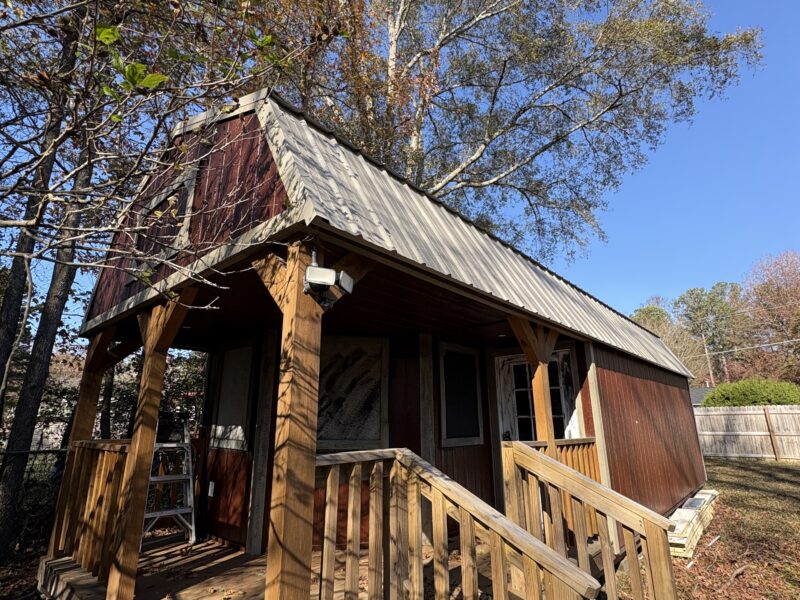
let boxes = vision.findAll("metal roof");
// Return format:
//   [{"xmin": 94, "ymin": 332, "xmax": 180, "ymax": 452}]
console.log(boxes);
[{"xmin": 258, "ymin": 96, "xmax": 692, "ymax": 377}]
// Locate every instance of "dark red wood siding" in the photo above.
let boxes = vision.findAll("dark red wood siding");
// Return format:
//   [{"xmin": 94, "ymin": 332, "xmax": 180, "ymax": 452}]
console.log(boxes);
[
  {"xmin": 87, "ymin": 112, "xmax": 288, "ymax": 322},
  {"xmin": 594, "ymin": 345, "xmax": 705, "ymax": 516}
]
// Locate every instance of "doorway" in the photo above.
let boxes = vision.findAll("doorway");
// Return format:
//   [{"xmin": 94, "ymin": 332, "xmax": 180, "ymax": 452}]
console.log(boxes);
[{"xmin": 495, "ymin": 347, "xmax": 582, "ymax": 442}]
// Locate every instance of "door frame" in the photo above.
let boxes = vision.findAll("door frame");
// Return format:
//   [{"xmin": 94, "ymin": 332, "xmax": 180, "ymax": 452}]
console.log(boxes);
[{"xmin": 493, "ymin": 342, "xmax": 585, "ymax": 443}]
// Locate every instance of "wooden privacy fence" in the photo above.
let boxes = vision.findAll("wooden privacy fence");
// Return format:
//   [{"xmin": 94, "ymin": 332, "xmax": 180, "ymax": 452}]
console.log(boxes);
[
  {"xmin": 694, "ymin": 405, "xmax": 800, "ymax": 460},
  {"xmin": 502, "ymin": 441, "xmax": 677, "ymax": 600},
  {"xmin": 315, "ymin": 448, "xmax": 600, "ymax": 599},
  {"xmin": 49, "ymin": 440, "xmax": 130, "ymax": 581}
]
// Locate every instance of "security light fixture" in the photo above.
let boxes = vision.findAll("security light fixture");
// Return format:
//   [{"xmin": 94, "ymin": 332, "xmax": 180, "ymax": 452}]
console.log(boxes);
[{"xmin": 303, "ymin": 250, "xmax": 354, "ymax": 307}]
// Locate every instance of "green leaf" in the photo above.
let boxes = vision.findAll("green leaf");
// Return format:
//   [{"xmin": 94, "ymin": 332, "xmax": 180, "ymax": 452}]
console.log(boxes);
[
  {"xmin": 123, "ymin": 62, "xmax": 147, "ymax": 87},
  {"xmin": 138, "ymin": 72, "xmax": 169, "ymax": 89},
  {"xmin": 96, "ymin": 24, "xmax": 120, "ymax": 45},
  {"xmin": 110, "ymin": 114, "xmax": 123, "ymax": 122}
]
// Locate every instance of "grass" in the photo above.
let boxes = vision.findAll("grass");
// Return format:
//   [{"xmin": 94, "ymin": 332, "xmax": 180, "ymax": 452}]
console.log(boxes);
[{"xmin": 670, "ymin": 458, "xmax": 800, "ymax": 599}]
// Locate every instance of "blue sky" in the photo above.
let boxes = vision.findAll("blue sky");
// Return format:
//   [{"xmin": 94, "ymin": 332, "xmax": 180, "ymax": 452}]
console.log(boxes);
[{"xmin": 550, "ymin": 1, "xmax": 800, "ymax": 315}]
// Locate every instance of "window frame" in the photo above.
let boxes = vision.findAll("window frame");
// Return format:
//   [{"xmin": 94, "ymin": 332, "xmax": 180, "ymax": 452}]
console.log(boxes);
[{"xmin": 439, "ymin": 342, "xmax": 485, "ymax": 448}]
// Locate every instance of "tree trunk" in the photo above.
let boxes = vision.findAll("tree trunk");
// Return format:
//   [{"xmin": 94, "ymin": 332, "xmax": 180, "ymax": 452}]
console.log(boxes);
[
  {"xmin": 0, "ymin": 13, "xmax": 82, "ymax": 424},
  {"xmin": 0, "ymin": 248, "xmax": 80, "ymax": 553},
  {"xmin": 100, "ymin": 368, "xmax": 114, "ymax": 439},
  {"xmin": 0, "ymin": 92, "xmax": 94, "ymax": 551}
]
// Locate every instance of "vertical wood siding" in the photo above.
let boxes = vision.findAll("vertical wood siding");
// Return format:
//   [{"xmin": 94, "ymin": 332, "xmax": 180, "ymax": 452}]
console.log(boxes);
[
  {"xmin": 204, "ymin": 448, "xmax": 252, "ymax": 545},
  {"xmin": 594, "ymin": 345, "xmax": 705, "ymax": 516},
  {"xmin": 87, "ymin": 113, "xmax": 288, "ymax": 322}
]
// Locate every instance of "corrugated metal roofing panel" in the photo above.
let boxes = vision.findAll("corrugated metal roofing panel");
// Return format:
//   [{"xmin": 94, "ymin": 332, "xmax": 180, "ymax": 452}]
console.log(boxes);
[{"xmin": 262, "ymin": 98, "xmax": 691, "ymax": 377}]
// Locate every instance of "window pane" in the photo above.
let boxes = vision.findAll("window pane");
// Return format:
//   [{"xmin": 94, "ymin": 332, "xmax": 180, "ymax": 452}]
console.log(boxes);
[
  {"xmin": 553, "ymin": 416, "xmax": 566, "ymax": 439},
  {"xmin": 443, "ymin": 349, "xmax": 481, "ymax": 440},
  {"xmin": 513, "ymin": 363, "xmax": 529, "ymax": 389},
  {"xmin": 516, "ymin": 390, "xmax": 532, "ymax": 416},
  {"xmin": 550, "ymin": 388, "xmax": 563, "ymax": 416},
  {"xmin": 518, "ymin": 418, "xmax": 533, "ymax": 441},
  {"xmin": 547, "ymin": 360, "xmax": 559, "ymax": 382}
]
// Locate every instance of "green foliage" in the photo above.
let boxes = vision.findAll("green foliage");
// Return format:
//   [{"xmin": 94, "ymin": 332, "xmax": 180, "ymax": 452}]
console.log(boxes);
[
  {"xmin": 703, "ymin": 378, "xmax": 800, "ymax": 407},
  {"xmin": 631, "ymin": 304, "xmax": 672, "ymax": 331},
  {"xmin": 95, "ymin": 24, "xmax": 120, "ymax": 46}
]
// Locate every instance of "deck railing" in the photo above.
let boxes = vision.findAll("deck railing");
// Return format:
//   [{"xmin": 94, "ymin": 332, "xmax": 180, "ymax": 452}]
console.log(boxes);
[
  {"xmin": 521, "ymin": 438, "xmax": 601, "ymax": 536},
  {"xmin": 502, "ymin": 441, "xmax": 677, "ymax": 600},
  {"xmin": 314, "ymin": 448, "xmax": 600, "ymax": 599},
  {"xmin": 50, "ymin": 439, "xmax": 130, "ymax": 580}
]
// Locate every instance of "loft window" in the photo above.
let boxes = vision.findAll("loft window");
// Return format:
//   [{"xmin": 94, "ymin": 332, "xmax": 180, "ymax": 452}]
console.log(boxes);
[{"xmin": 440, "ymin": 343, "xmax": 484, "ymax": 447}]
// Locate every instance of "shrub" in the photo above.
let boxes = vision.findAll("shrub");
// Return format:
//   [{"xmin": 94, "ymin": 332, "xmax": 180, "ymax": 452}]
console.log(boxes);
[{"xmin": 702, "ymin": 378, "xmax": 800, "ymax": 407}]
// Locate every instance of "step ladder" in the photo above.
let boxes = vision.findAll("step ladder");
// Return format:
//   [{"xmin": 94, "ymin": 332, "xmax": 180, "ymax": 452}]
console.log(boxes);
[{"xmin": 143, "ymin": 416, "xmax": 196, "ymax": 544}]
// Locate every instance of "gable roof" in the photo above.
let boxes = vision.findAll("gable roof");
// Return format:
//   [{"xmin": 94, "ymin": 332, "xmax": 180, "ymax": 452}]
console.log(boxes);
[{"xmin": 255, "ymin": 94, "xmax": 691, "ymax": 377}]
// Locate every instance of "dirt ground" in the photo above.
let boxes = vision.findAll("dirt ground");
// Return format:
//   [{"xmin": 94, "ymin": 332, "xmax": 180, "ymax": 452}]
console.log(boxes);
[
  {"xmin": 669, "ymin": 457, "xmax": 800, "ymax": 600},
  {"xmin": 4, "ymin": 457, "xmax": 800, "ymax": 600}
]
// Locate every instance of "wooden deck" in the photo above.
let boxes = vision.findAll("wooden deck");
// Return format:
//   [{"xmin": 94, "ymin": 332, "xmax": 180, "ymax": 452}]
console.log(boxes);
[{"xmin": 39, "ymin": 535, "xmax": 598, "ymax": 600}]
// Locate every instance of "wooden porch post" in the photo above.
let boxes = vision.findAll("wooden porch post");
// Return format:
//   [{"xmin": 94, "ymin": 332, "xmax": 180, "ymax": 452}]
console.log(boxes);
[
  {"xmin": 106, "ymin": 288, "xmax": 197, "ymax": 600},
  {"xmin": 47, "ymin": 328, "xmax": 116, "ymax": 558},
  {"xmin": 508, "ymin": 317, "xmax": 559, "ymax": 458},
  {"xmin": 254, "ymin": 242, "xmax": 323, "ymax": 600}
]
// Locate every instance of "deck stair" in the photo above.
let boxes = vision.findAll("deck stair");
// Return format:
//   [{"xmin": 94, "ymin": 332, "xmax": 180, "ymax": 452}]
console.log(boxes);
[{"xmin": 501, "ymin": 441, "xmax": 678, "ymax": 600}]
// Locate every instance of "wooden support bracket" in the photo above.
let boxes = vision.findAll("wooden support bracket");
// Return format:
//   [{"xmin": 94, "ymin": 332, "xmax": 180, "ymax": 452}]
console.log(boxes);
[{"xmin": 507, "ymin": 316, "xmax": 560, "ymax": 457}]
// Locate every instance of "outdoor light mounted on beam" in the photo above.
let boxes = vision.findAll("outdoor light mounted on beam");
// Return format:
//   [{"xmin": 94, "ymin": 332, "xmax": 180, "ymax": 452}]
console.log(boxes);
[{"xmin": 303, "ymin": 249, "xmax": 354, "ymax": 307}]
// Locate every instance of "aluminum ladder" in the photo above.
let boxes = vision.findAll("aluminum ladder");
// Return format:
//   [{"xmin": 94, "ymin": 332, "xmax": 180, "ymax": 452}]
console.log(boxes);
[{"xmin": 142, "ymin": 418, "xmax": 196, "ymax": 543}]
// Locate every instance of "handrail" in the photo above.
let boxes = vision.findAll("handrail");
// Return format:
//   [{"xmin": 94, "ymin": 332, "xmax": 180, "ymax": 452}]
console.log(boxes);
[
  {"xmin": 508, "ymin": 442, "xmax": 673, "ymax": 532},
  {"xmin": 503, "ymin": 441, "xmax": 677, "ymax": 600},
  {"xmin": 524, "ymin": 437, "xmax": 597, "ymax": 448},
  {"xmin": 73, "ymin": 439, "xmax": 131, "ymax": 453},
  {"xmin": 314, "ymin": 447, "xmax": 601, "ymax": 599},
  {"xmin": 395, "ymin": 448, "xmax": 600, "ymax": 598}
]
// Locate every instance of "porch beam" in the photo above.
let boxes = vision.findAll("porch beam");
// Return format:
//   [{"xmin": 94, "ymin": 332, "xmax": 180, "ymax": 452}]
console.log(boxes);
[
  {"xmin": 254, "ymin": 241, "xmax": 324, "ymax": 600},
  {"xmin": 508, "ymin": 316, "xmax": 559, "ymax": 457},
  {"xmin": 106, "ymin": 287, "xmax": 197, "ymax": 600},
  {"xmin": 47, "ymin": 327, "xmax": 117, "ymax": 557}
]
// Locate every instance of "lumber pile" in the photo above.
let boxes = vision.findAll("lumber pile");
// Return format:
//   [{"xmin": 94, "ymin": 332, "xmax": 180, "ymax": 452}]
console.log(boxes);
[{"xmin": 668, "ymin": 490, "xmax": 719, "ymax": 559}]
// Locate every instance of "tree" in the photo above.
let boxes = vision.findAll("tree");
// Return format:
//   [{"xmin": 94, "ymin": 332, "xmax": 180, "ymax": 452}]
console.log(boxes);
[
  {"xmin": 631, "ymin": 300, "xmax": 709, "ymax": 381},
  {"xmin": 0, "ymin": 0, "xmax": 305, "ymax": 553},
  {"xmin": 733, "ymin": 252, "xmax": 800, "ymax": 383},
  {"xmin": 673, "ymin": 282, "xmax": 748, "ymax": 383},
  {"xmin": 279, "ymin": 0, "xmax": 761, "ymax": 260}
]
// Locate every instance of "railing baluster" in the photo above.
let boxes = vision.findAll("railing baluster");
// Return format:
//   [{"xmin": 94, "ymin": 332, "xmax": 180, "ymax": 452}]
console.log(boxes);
[
  {"xmin": 622, "ymin": 525, "xmax": 644, "ymax": 600},
  {"xmin": 432, "ymin": 487, "xmax": 449, "ymax": 598},
  {"xmin": 546, "ymin": 483, "xmax": 568, "ymax": 556},
  {"xmin": 570, "ymin": 497, "xmax": 590, "ymax": 572},
  {"xmin": 489, "ymin": 530, "xmax": 509, "ymax": 600},
  {"xmin": 597, "ymin": 513, "xmax": 619, "ymax": 600},
  {"xmin": 639, "ymin": 532, "xmax": 656, "ymax": 600},
  {"xmin": 368, "ymin": 461, "xmax": 384, "ymax": 600},
  {"xmin": 345, "ymin": 464, "xmax": 362, "ymax": 600},
  {"xmin": 320, "ymin": 465, "xmax": 340, "ymax": 600},
  {"xmin": 523, "ymin": 554, "xmax": 543, "ymax": 599},
  {"xmin": 526, "ymin": 474, "xmax": 544, "ymax": 541},
  {"xmin": 389, "ymin": 460, "xmax": 408, "ymax": 600},
  {"xmin": 406, "ymin": 472, "xmax": 423, "ymax": 600},
  {"xmin": 459, "ymin": 507, "xmax": 479, "ymax": 600},
  {"xmin": 100, "ymin": 452, "xmax": 126, "ymax": 581}
]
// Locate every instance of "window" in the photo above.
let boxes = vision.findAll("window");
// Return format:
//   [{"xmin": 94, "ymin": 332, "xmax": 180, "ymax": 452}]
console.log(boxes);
[
  {"xmin": 440, "ymin": 344, "xmax": 484, "ymax": 447},
  {"xmin": 317, "ymin": 337, "xmax": 389, "ymax": 450}
]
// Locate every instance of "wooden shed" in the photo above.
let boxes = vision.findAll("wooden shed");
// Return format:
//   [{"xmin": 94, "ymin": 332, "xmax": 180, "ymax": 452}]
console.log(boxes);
[{"xmin": 38, "ymin": 90, "xmax": 704, "ymax": 600}]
